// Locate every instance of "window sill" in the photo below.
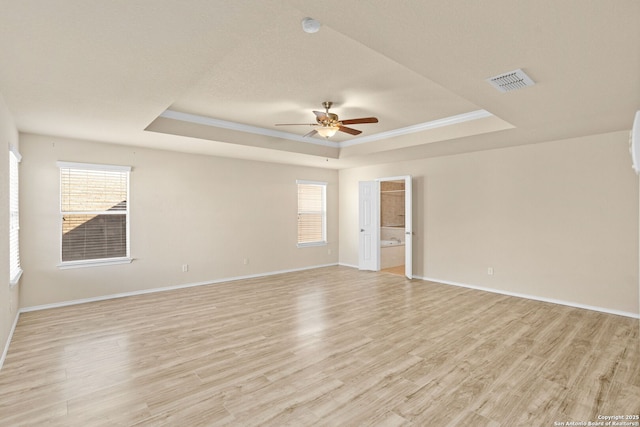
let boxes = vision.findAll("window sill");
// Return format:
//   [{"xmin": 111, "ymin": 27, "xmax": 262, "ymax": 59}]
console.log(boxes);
[
  {"xmin": 9, "ymin": 269, "xmax": 23, "ymax": 288},
  {"xmin": 58, "ymin": 257, "xmax": 133, "ymax": 270},
  {"xmin": 297, "ymin": 241, "xmax": 327, "ymax": 248}
]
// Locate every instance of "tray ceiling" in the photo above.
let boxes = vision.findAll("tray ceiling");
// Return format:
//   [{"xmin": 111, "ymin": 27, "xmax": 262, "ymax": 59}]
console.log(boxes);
[{"xmin": 0, "ymin": 0, "xmax": 638, "ymax": 168}]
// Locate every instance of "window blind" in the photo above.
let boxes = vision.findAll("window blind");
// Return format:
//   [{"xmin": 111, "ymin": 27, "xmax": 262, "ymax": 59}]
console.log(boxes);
[
  {"xmin": 58, "ymin": 163, "xmax": 130, "ymax": 264},
  {"xmin": 297, "ymin": 180, "xmax": 326, "ymax": 246},
  {"xmin": 9, "ymin": 147, "xmax": 22, "ymax": 284}
]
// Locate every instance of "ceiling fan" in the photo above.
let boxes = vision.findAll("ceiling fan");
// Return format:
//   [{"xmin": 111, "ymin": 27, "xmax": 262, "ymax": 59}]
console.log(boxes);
[{"xmin": 275, "ymin": 101, "xmax": 378, "ymax": 138}]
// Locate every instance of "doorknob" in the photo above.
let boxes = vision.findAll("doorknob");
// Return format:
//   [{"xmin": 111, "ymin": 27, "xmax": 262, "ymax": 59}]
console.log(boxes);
[{"xmin": 360, "ymin": 229, "xmax": 365, "ymax": 232}]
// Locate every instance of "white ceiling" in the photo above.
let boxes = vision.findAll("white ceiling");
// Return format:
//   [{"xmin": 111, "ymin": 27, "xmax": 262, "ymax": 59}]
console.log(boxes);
[{"xmin": 0, "ymin": 0, "xmax": 638, "ymax": 169}]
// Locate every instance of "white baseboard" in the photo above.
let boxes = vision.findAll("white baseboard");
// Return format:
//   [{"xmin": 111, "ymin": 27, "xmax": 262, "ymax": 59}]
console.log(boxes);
[
  {"xmin": 14, "ymin": 263, "xmax": 639, "ymax": 333},
  {"xmin": 20, "ymin": 263, "xmax": 339, "ymax": 313},
  {"xmin": 0, "ymin": 311, "xmax": 20, "ymax": 371},
  {"xmin": 338, "ymin": 262, "xmax": 359, "ymax": 269},
  {"xmin": 415, "ymin": 275, "xmax": 640, "ymax": 320}
]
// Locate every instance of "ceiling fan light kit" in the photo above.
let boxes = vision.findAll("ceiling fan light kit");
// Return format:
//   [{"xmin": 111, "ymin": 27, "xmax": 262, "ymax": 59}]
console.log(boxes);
[{"xmin": 316, "ymin": 126, "xmax": 339, "ymax": 138}]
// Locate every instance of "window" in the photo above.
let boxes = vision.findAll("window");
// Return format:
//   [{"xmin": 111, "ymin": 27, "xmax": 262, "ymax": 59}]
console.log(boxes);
[
  {"xmin": 9, "ymin": 145, "xmax": 22, "ymax": 285},
  {"xmin": 297, "ymin": 180, "xmax": 327, "ymax": 247},
  {"xmin": 58, "ymin": 162, "xmax": 131, "ymax": 267}
]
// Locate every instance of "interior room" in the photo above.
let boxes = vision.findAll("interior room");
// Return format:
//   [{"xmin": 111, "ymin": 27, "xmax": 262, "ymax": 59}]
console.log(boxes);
[{"xmin": 1, "ymin": 1, "xmax": 639, "ymax": 425}]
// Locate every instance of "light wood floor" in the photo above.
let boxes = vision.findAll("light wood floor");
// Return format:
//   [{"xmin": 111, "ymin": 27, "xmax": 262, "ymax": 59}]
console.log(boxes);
[
  {"xmin": 1, "ymin": 266, "xmax": 638, "ymax": 426},
  {"xmin": 381, "ymin": 265, "xmax": 405, "ymax": 276}
]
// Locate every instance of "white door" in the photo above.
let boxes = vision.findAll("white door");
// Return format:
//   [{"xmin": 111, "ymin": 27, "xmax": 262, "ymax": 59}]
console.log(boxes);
[
  {"xmin": 358, "ymin": 181, "xmax": 379, "ymax": 271},
  {"xmin": 403, "ymin": 176, "xmax": 413, "ymax": 279}
]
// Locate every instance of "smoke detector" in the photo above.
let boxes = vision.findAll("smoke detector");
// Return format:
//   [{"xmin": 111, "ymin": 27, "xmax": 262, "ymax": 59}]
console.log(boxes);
[
  {"xmin": 301, "ymin": 17, "xmax": 321, "ymax": 33},
  {"xmin": 487, "ymin": 68, "xmax": 535, "ymax": 93}
]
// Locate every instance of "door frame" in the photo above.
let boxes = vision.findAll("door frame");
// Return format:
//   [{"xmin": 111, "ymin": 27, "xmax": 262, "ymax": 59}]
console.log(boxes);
[{"xmin": 358, "ymin": 175, "xmax": 413, "ymax": 279}]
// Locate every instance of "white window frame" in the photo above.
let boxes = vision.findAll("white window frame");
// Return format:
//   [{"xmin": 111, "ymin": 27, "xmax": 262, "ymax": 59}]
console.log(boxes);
[
  {"xmin": 57, "ymin": 161, "xmax": 132, "ymax": 269},
  {"xmin": 296, "ymin": 180, "xmax": 327, "ymax": 248},
  {"xmin": 9, "ymin": 145, "xmax": 22, "ymax": 286}
]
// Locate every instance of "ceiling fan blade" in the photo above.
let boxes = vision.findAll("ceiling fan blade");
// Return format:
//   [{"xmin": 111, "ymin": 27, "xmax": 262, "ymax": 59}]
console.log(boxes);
[
  {"xmin": 274, "ymin": 123, "xmax": 317, "ymax": 126},
  {"xmin": 338, "ymin": 125, "xmax": 362, "ymax": 135},
  {"xmin": 303, "ymin": 129, "xmax": 318, "ymax": 138},
  {"xmin": 340, "ymin": 117, "xmax": 379, "ymax": 125}
]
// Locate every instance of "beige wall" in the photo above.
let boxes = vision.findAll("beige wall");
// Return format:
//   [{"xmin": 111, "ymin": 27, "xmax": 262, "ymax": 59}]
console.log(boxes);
[
  {"xmin": 10, "ymin": 128, "xmax": 640, "ymax": 319},
  {"xmin": 19, "ymin": 134, "xmax": 338, "ymax": 308},
  {"xmin": 339, "ymin": 131, "xmax": 639, "ymax": 316},
  {"xmin": 0, "ymin": 94, "xmax": 20, "ymax": 364}
]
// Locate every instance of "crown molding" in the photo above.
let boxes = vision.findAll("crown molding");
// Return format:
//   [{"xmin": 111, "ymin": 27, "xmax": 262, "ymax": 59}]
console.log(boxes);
[
  {"xmin": 340, "ymin": 110, "xmax": 493, "ymax": 147},
  {"xmin": 160, "ymin": 110, "xmax": 339, "ymax": 148},
  {"xmin": 159, "ymin": 109, "xmax": 494, "ymax": 149}
]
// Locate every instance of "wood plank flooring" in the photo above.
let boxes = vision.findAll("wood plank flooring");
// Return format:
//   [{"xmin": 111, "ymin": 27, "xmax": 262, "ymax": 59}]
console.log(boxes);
[
  {"xmin": 381, "ymin": 265, "xmax": 405, "ymax": 276},
  {"xmin": 1, "ymin": 266, "xmax": 638, "ymax": 426}
]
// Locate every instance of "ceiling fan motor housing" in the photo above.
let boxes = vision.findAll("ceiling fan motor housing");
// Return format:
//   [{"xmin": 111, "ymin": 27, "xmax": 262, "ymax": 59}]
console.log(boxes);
[{"xmin": 317, "ymin": 113, "xmax": 339, "ymax": 126}]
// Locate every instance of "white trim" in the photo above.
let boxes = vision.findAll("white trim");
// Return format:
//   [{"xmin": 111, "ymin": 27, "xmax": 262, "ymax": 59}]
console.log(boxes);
[
  {"xmin": 160, "ymin": 110, "xmax": 340, "ymax": 148},
  {"xmin": 297, "ymin": 241, "xmax": 328, "ymax": 248},
  {"xmin": 376, "ymin": 175, "xmax": 412, "ymax": 183},
  {"xmin": 414, "ymin": 275, "xmax": 640, "ymax": 319},
  {"xmin": 0, "ymin": 311, "xmax": 20, "ymax": 371},
  {"xmin": 9, "ymin": 268, "xmax": 23, "ymax": 287},
  {"xmin": 338, "ymin": 262, "xmax": 359, "ymax": 269},
  {"xmin": 159, "ymin": 109, "xmax": 493, "ymax": 149},
  {"xmin": 340, "ymin": 109, "xmax": 494, "ymax": 147},
  {"xmin": 8, "ymin": 144, "xmax": 21, "ymax": 162},
  {"xmin": 58, "ymin": 257, "xmax": 133, "ymax": 269},
  {"xmin": 20, "ymin": 263, "xmax": 339, "ymax": 313},
  {"xmin": 56, "ymin": 161, "xmax": 131, "ymax": 172},
  {"xmin": 296, "ymin": 179, "xmax": 328, "ymax": 186}
]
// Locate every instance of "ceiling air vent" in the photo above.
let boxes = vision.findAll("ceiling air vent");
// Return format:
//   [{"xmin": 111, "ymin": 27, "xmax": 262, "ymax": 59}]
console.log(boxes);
[{"xmin": 487, "ymin": 68, "xmax": 535, "ymax": 93}]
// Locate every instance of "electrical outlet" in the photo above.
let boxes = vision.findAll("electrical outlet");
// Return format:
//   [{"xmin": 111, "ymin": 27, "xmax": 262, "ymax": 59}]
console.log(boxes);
[
  {"xmin": 243, "ymin": 258, "xmax": 249, "ymax": 265},
  {"xmin": 182, "ymin": 264, "xmax": 189, "ymax": 272},
  {"xmin": 328, "ymin": 248, "xmax": 332, "ymax": 255},
  {"xmin": 487, "ymin": 267, "xmax": 494, "ymax": 275}
]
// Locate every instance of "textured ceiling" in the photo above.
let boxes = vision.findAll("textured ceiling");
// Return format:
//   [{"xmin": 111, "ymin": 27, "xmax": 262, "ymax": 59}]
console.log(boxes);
[{"xmin": 0, "ymin": 0, "xmax": 638, "ymax": 169}]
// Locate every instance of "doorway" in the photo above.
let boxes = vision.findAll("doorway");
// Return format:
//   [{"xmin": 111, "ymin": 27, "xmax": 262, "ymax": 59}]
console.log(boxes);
[
  {"xmin": 380, "ymin": 179, "xmax": 406, "ymax": 275},
  {"xmin": 358, "ymin": 175, "xmax": 413, "ymax": 279}
]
